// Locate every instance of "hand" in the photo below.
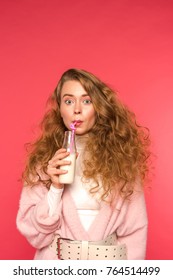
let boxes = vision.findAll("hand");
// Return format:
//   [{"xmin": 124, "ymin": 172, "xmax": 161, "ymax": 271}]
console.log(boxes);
[{"xmin": 46, "ymin": 148, "xmax": 71, "ymax": 189}]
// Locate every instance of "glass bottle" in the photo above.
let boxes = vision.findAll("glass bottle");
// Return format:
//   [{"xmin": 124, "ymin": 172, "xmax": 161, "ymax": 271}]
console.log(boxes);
[{"xmin": 59, "ymin": 130, "xmax": 76, "ymax": 184}]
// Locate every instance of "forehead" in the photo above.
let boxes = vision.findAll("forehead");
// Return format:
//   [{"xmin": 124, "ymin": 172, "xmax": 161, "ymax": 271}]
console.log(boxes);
[{"xmin": 61, "ymin": 80, "xmax": 88, "ymax": 97}]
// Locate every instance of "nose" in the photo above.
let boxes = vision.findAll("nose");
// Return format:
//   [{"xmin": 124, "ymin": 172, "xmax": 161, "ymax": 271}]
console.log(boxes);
[
  {"xmin": 74, "ymin": 101, "xmax": 81, "ymax": 114},
  {"xmin": 74, "ymin": 108, "xmax": 80, "ymax": 114}
]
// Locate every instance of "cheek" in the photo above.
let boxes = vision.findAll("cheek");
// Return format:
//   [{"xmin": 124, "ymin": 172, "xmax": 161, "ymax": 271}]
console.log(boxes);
[
  {"xmin": 60, "ymin": 106, "xmax": 68, "ymax": 119},
  {"xmin": 88, "ymin": 109, "xmax": 96, "ymax": 124}
]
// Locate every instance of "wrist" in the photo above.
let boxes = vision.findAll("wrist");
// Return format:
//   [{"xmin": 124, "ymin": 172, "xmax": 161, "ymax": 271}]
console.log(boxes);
[{"xmin": 51, "ymin": 182, "xmax": 64, "ymax": 189}]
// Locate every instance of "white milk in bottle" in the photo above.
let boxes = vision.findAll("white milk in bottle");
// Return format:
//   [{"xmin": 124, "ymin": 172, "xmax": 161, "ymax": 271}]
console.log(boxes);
[{"xmin": 59, "ymin": 130, "xmax": 76, "ymax": 184}]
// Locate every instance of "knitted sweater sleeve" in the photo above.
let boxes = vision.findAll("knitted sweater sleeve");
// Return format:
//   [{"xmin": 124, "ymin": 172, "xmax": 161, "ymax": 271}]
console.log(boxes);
[
  {"xmin": 116, "ymin": 189, "xmax": 148, "ymax": 260},
  {"xmin": 16, "ymin": 184, "xmax": 63, "ymax": 249},
  {"xmin": 47, "ymin": 185, "xmax": 64, "ymax": 216}
]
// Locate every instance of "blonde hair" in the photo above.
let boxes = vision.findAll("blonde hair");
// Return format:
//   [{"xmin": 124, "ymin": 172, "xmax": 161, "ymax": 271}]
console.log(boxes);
[{"xmin": 22, "ymin": 68, "xmax": 151, "ymax": 200}]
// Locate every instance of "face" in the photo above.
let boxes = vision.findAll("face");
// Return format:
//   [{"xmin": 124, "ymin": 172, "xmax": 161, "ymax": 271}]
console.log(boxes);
[{"xmin": 60, "ymin": 80, "xmax": 96, "ymax": 135}]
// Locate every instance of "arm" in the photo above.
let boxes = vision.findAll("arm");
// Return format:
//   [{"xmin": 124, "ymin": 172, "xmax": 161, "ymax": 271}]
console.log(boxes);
[
  {"xmin": 116, "ymin": 189, "xmax": 148, "ymax": 260},
  {"xmin": 47, "ymin": 185, "xmax": 64, "ymax": 216},
  {"xmin": 16, "ymin": 184, "xmax": 63, "ymax": 249}
]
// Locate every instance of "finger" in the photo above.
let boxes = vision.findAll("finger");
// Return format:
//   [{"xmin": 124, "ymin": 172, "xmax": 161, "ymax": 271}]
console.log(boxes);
[
  {"xmin": 54, "ymin": 148, "xmax": 67, "ymax": 156},
  {"xmin": 48, "ymin": 159, "xmax": 71, "ymax": 169},
  {"xmin": 47, "ymin": 165, "xmax": 68, "ymax": 177},
  {"xmin": 49, "ymin": 151, "xmax": 70, "ymax": 166}
]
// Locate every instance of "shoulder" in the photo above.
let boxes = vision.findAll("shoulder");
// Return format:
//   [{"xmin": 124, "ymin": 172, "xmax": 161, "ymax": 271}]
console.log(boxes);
[{"xmin": 20, "ymin": 183, "xmax": 49, "ymax": 204}]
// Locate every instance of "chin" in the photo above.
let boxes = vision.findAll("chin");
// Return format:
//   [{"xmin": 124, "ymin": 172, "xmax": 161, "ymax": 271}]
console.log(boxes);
[
  {"xmin": 75, "ymin": 132, "xmax": 86, "ymax": 136},
  {"xmin": 75, "ymin": 128, "xmax": 88, "ymax": 135}
]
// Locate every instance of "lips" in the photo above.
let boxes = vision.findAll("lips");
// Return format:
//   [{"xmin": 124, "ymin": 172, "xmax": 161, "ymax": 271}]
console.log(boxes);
[{"xmin": 74, "ymin": 120, "xmax": 83, "ymax": 127}]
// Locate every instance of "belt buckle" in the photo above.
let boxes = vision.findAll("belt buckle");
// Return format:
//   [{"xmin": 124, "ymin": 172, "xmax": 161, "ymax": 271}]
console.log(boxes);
[{"xmin": 57, "ymin": 237, "xmax": 62, "ymax": 259}]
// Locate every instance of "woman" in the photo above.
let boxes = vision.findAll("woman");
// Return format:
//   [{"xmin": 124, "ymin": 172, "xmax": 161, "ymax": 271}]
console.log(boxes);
[{"xmin": 16, "ymin": 68, "xmax": 151, "ymax": 260}]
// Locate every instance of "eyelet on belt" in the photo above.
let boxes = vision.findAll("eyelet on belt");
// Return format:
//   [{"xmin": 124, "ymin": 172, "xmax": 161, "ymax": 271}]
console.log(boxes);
[{"xmin": 57, "ymin": 237, "xmax": 62, "ymax": 260}]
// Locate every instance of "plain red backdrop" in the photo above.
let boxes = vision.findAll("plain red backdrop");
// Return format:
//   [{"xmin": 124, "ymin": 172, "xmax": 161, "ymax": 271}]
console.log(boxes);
[{"xmin": 0, "ymin": 0, "xmax": 173, "ymax": 259}]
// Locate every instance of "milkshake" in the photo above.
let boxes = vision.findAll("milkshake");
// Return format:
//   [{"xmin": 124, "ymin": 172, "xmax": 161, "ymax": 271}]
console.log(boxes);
[
  {"xmin": 59, "ymin": 129, "xmax": 76, "ymax": 184},
  {"xmin": 59, "ymin": 153, "xmax": 76, "ymax": 184}
]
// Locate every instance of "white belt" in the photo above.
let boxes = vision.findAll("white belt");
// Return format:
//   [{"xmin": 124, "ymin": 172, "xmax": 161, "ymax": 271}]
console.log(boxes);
[{"xmin": 49, "ymin": 233, "xmax": 127, "ymax": 260}]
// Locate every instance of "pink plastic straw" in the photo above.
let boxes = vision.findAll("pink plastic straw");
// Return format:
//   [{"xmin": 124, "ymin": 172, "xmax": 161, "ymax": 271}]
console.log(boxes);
[
  {"xmin": 70, "ymin": 121, "xmax": 77, "ymax": 130},
  {"xmin": 69, "ymin": 121, "xmax": 77, "ymax": 152}
]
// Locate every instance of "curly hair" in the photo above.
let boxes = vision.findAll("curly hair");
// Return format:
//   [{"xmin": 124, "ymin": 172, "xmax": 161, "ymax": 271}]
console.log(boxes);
[{"xmin": 22, "ymin": 68, "xmax": 151, "ymax": 201}]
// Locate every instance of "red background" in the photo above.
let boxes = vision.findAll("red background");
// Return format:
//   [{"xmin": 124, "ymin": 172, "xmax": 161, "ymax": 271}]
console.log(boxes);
[{"xmin": 0, "ymin": 0, "xmax": 173, "ymax": 259}]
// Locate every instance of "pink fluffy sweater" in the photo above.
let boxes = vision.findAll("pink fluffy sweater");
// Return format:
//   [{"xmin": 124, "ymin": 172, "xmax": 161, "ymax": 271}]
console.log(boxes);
[{"xmin": 16, "ymin": 183, "xmax": 148, "ymax": 260}]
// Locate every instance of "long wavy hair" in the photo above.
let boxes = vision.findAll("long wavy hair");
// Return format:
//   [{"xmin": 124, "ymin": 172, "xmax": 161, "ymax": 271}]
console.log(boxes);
[{"xmin": 22, "ymin": 68, "xmax": 151, "ymax": 201}]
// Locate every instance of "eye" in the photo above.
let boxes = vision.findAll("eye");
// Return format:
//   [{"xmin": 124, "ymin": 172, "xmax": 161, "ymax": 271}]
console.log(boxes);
[
  {"xmin": 83, "ymin": 99, "xmax": 92, "ymax": 104},
  {"xmin": 64, "ymin": 99, "xmax": 74, "ymax": 105}
]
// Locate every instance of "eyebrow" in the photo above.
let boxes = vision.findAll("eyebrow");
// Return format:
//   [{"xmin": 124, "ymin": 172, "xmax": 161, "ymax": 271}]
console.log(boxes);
[{"xmin": 62, "ymin": 94, "xmax": 90, "ymax": 98}]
